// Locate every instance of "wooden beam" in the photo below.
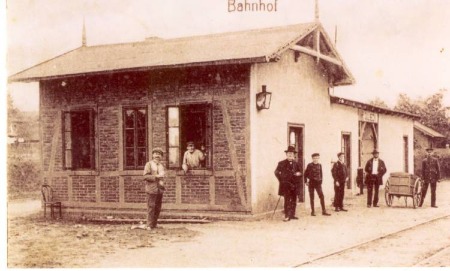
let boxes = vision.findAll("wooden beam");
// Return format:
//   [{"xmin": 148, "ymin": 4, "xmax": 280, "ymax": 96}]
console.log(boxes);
[
  {"xmin": 220, "ymin": 100, "xmax": 248, "ymax": 208},
  {"xmin": 314, "ymin": 30, "xmax": 320, "ymax": 63},
  {"xmin": 291, "ymin": 45, "xmax": 342, "ymax": 66}
]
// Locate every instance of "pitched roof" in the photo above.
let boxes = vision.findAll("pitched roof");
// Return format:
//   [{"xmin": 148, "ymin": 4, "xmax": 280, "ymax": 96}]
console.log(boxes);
[
  {"xmin": 9, "ymin": 22, "xmax": 353, "ymax": 86},
  {"xmin": 414, "ymin": 122, "xmax": 445, "ymax": 138},
  {"xmin": 330, "ymin": 96, "xmax": 420, "ymax": 120}
]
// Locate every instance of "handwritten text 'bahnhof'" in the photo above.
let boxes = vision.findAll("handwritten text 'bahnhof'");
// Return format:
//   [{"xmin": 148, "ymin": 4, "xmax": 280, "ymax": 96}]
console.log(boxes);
[{"xmin": 228, "ymin": 0, "xmax": 279, "ymax": 12}]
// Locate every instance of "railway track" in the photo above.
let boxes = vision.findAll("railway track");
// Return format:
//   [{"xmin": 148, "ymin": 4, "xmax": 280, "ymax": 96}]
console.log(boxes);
[{"xmin": 294, "ymin": 214, "xmax": 450, "ymax": 267}]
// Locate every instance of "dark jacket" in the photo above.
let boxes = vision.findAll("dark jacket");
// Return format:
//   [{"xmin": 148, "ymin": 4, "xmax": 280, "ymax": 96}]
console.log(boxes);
[
  {"xmin": 332, "ymin": 161, "xmax": 348, "ymax": 184},
  {"xmin": 274, "ymin": 159, "xmax": 302, "ymax": 196},
  {"xmin": 304, "ymin": 162, "xmax": 323, "ymax": 185},
  {"xmin": 364, "ymin": 158, "xmax": 387, "ymax": 185},
  {"xmin": 422, "ymin": 156, "xmax": 440, "ymax": 183}
]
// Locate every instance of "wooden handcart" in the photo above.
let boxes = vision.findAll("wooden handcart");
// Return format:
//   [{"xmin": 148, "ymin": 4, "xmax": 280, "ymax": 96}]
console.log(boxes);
[{"xmin": 384, "ymin": 172, "xmax": 423, "ymax": 208}]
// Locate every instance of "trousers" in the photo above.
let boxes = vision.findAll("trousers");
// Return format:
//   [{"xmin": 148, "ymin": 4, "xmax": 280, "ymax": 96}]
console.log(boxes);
[
  {"xmin": 308, "ymin": 182, "xmax": 326, "ymax": 213},
  {"xmin": 147, "ymin": 193, "xmax": 163, "ymax": 228},
  {"xmin": 334, "ymin": 182, "xmax": 345, "ymax": 208},
  {"xmin": 366, "ymin": 175, "xmax": 380, "ymax": 206},
  {"xmin": 283, "ymin": 188, "xmax": 297, "ymax": 218},
  {"xmin": 420, "ymin": 182, "xmax": 437, "ymax": 207}
]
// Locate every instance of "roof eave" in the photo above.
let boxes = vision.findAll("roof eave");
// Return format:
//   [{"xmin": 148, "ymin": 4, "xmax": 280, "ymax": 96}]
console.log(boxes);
[
  {"xmin": 330, "ymin": 95, "xmax": 420, "ymax": 120},
  {"xmin": 8, "ymin": 56, "xmax": 268, "ymax": 83}
]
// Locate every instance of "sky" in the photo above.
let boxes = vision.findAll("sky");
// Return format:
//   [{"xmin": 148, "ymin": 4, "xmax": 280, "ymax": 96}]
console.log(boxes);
[{"xmin": 4, "ymin": 0, "xmax": 450, "ymax": 111}]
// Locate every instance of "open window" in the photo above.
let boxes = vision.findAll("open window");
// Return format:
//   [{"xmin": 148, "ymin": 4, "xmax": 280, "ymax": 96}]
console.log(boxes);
[
  {"xmin": 62, "ymin": 109, "xmax": 95, "ymax": 170},
  {"xmin": 123, "ymin": 108, "xmax": 148, "ymax": 170},
  {"xmin": 167, "ymin": 103, "xmax": 212, "ymax": 169}
]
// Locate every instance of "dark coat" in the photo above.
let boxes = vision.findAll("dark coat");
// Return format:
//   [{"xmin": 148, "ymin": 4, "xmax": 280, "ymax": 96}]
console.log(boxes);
[
  {"xmin": 422, "ymin": 156, "xmax": 440, "ymax": 183},
  {"xmin": 304, "ymin": 162, "xmax": 323, "ymax": 184},
  {"xmin": 274, "ymin": 159, "xmax": 302, "ymax": 196},
  {"xmin": 331, "ymin": 161, "xmax": 348, "ymax": 184},
  {"xmin": 364, "ymin": 158, "xmax": 387, "ymax": 185}
]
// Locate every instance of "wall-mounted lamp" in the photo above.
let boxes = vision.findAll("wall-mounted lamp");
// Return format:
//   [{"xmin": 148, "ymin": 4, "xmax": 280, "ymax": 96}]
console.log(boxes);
[{"xmin": 256, "ymin": 85, "xmax": 272, "ymax": 110}]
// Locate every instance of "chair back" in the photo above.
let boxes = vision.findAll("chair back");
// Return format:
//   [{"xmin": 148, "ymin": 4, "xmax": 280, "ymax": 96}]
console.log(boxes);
[{"xmin": 41, "ymin": 184, "xmax": 54, "ymax": 203}]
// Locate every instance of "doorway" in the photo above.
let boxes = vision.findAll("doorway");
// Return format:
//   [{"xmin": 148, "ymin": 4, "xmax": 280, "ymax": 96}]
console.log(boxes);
[
  {"xmin": 288, "ymin": 124, "xmax": 304, "ymax": 202},
  {"xmin": 341, "ymin": 133, "xmax": 352, "ymax": 189}
]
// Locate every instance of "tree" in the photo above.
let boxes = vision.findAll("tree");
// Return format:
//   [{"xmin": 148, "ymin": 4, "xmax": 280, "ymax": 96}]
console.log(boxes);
[
  {"xmin": 395, "ymin": 89, "xmax": 449, "ymax": 137},
  {"xmin": 368, "ymin": 97, "xmax": 390, "ymax": 109}
]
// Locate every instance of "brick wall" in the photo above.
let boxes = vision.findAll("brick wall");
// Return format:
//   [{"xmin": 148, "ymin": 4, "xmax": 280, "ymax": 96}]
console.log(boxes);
[
  {"xmin": 100, "ymin": 176, "xmax": 119, "ymax": 202},
  {"xmin": 40, "ymin": 65, "xmax": 250, "ymax": 212},
  {"xmin": 72, "ymin": 176, "xmax": 96, "ymax": 202},
  {"xmin": 51, "ymin": 177, "xmax": 69, "ymax": 201},
  {"xmin": 124, "ymin": 177, "xmax": 146, "ymax": 203}
]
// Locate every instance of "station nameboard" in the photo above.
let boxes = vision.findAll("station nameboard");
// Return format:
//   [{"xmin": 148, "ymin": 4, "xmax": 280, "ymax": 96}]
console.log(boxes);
[{"xmin": 358, "ymin": 110, "xmax": 378, "ymax": 123}]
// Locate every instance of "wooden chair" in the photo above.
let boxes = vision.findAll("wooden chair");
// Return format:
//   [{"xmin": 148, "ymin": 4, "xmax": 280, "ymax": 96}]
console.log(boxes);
[{"xmin": 41, "ymin": 184, "xmax": 62, "ymax": 219}]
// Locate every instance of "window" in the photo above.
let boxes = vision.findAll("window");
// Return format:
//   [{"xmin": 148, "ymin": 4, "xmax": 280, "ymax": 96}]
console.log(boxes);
[
  {"xmin": 167, "ymin": 104, "xmax": 212, "ymax": 169},
  {"xmin": 62, "ymin": 109, "xmax": 95, "ymax": 170},
  {"xmin": 123, "ymin": 108, "xmax": 148, "ymax": 170}
]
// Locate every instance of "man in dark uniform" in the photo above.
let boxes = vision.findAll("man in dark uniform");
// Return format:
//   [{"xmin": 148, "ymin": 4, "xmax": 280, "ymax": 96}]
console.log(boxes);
[
  {"xmin": 419, "ymin": 147, "xmax": 441, "ymax": 208},
  {"xmin": 304, "ymin": 153, "xmax": 331, "ymax": 216},
  {"xmin": 274, "ymin": 146, "xmax": 302, "ymax": 222},
  {"xmin": 332, "ymin": 152, "xmax": 348, "ymax": 212},
  {"xmin": 364, "ymin": 149, "xmax": 387, "ymax": 208}
]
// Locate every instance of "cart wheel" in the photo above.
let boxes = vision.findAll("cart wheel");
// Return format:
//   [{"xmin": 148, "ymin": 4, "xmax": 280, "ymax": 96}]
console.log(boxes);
[
  {"xmin": 413, "ymin": 178, "xmax": 422, "ymax": 209},
  {"xmin": 385, "ymin": 181, "xmax": 392, "ymax": 207}
]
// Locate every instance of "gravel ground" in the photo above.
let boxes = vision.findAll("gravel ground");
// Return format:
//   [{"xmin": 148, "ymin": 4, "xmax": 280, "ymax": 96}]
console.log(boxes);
[
  {"xmin": 7, "ymin": 214, "xmax": 199, "ymax": 268},
  {"xmin": 7, "ymin": 180, "xmax": 450, "ymax": 268}
]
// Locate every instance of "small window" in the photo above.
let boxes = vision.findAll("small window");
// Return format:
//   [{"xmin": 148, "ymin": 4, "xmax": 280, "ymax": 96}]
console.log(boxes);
[
  {"xmin": 62, "ymin": 109, "xmax": 95, "ymax": 170},
  {"xmin": 167, "ymin": 104, "xmax": 212, "ymax": 169},
  {"xmin": 123, "ymin": 108, "xmax": 148, "ymax": 170}
]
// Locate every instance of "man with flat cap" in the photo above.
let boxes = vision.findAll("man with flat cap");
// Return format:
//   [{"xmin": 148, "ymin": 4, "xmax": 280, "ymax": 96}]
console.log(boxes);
[
  {"xmin": 364, "ymin": 149, "xmax": 387, "ymax": 208},
  {"xmin": 142, "ymin": 147, "xmax": 166, "ymax": 230},
  {"xmin": 419, "ymin": 147, "xmax": 441, "ymax": 208},
  {"xmin": 332, "ymin": 152, "xmax": 348, "ymax": 212},
  {"xmin": 304, "ymin": 153, "xmax": 331, "ymax": 216},
  {"xmin": 274, "ymin": 146, "xmax": 302, "ymax": 221}
]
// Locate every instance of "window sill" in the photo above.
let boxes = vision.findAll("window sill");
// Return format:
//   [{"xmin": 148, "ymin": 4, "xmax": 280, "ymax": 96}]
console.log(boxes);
[
  {"xmin": 172, "ymin": 169, "xmax": 213, "ymax": 176},
  {"xmin": 68, "ymin": 170, "xmax": 99, "ymax": 176}
]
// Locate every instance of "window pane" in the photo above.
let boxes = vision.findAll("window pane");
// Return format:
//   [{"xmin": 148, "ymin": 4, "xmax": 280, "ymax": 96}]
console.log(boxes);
[
  {"xmin": 137, "ymin": 148, "xmax": 147, "ymax": 167},
  {"xmin": 64, "ymin": 112, "xmax": 71, "ymax": 131},
  {"xmin": 71, "ymin": 110, "xmax": 94, "ymax": 169},
  {"xmin": 125, "ymin": 110, "xmax": 135, "ymax": 128},
  {"xmin": 168, "ymin": 107, "xmax": 179, "ymax": 127},
  {"xmin": 136, "ymin": 109, "xmax": 146, "ymax": 128},
  {"xmin": 137, "ymin": 129, "xmax": 146, "ymax": 147},
  {"xmin": 168, "ymin": 147, "xmax": 179, "ymax": 167},
  {"xmin": 125, "ymin": 148, "xmax": 135, "ymax": 167},
  {"xmin": 65, "ymin": 132, "xmax": 72, "ymax": 149},
  {"xmin": 168, "ymin": 127, "xmax": 179, "ymax": 147},
  {"xmin": 125, "ymin": 130, "xmax": 135, "ymax": 147},
  {"xmin": 65, "ymin": 150, "xmax": 72, "ymax": 169},
  {"xmin": 290, "ymin": 131, "xmax": 296, "ymax": 146}
]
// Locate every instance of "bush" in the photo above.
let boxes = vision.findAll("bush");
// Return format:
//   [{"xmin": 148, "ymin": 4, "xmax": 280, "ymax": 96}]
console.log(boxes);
[{"xmin": 8, "ymin": 157, "xmax": 42, "ymax": 200}]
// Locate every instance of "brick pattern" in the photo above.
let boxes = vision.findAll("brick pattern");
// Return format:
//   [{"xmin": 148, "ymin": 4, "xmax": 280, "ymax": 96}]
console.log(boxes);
[
  {"xmin": 99, "ymin": 106, "xmax": 119, "ymax": 171},
  {"xmin": 215, "ymin": 176, "xmax": 242, "ymax": 206},
  {"xmin": 40, "ymin": 109, "xmax": 62, "ymax": 171},
  {"xmin": 40, "ymin": 65, "xmax": 250, "ymax": 210},
  {"xmin": 100, "ymin": 176, "xmax": 120, "ymax": 202},
  {"xmin": 124, "ymin": 176, "xmax": 146, "ymax": 203},
  {"xmin": 72, "ymin": 176, "xmax": 96, "ymax": 202},
  {"xmin": 51, "ymin": 177, "xmax": 69, "ymax": 201},
  {"xmin": 162, "ymin": 177, "xmax": 176, "ymax": 203},
  {"xmin": 181, "ymin": 176, "xmax": 210, "ymax": 204}
]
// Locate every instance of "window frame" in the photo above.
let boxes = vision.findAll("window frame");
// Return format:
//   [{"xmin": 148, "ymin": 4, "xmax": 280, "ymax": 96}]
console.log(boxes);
[
  {"xmin": 122, "ymin": 107, "xmax": 149, "ymax": 170},
  {"xmin": 62, "ymin": 108, "xmax": 96, "ymax": 171},
  {"xmin": 166, "ymin": 103, "xmax": 212, "ymax": 170}
]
